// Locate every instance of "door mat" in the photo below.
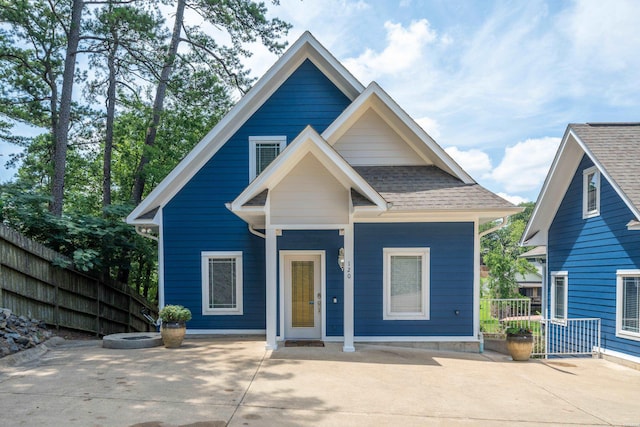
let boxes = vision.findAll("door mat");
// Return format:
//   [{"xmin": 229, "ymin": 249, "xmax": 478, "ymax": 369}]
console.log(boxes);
[{"xmin": 284, "ymin": 340, "xmax": 325, "ymax": 347}]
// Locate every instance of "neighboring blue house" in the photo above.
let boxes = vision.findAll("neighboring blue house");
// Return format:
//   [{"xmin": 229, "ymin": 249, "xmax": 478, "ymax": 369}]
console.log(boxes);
[
  {"xmin": 127, "ymin": 32, "xmax": 518, "ymax": 352},
  {"xmin": 523, "ymin": 123, "xmax": 640, "ymax": 365}
]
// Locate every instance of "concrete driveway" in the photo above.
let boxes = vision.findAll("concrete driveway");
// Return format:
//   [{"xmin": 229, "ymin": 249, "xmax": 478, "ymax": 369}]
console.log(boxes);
[{"xmin": 0, "ymin": 337, "xmax": 639, "ymax": 427}]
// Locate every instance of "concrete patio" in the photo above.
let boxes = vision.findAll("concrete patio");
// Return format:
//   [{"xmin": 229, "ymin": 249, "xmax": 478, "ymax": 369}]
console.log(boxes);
[{"xmin": 0, "ymin": 337, "xmax": 638, "ymax": 426}]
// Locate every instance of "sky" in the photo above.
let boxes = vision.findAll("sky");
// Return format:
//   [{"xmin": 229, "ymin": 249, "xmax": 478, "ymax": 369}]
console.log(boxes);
[{"xmin": 2, "ymin": 0, "xmax": 640, "ymax": 204}]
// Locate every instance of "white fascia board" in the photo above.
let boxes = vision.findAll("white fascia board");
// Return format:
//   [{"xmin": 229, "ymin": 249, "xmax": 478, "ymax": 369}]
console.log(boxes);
[
  {"xmin": 354, "ymin": 208, "xmax": 522, "ymax": 223},
  {"xmin": 127, "ymin": 32, "xmax": 364, "ymax": 224},
  {"xmin": 231, "ymin": 126, "xmax": 386, "ymax": 212},
  {"xmin": 523, "ymin": 125, "xmax": 640, "ymax": 247},
  {"xmin": 521, "ymin": 128, "xmax": 584, "ymax": 246},
  {"xmin": 570, "ymin": 130, "xmax": 640, "ymax": 222},
  {"xmin": 323, "ymin": 82, "xmax": 474, "ymax": 184}
]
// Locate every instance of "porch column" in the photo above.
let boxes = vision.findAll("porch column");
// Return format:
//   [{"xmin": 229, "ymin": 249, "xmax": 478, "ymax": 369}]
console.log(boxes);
[
  {"xmin": 343, "ymin": 224, "xmax": 355, "ymax": 352},
  {"xmin": 265, "ymin": 228, "xmax": 278, "ymax": 350}
]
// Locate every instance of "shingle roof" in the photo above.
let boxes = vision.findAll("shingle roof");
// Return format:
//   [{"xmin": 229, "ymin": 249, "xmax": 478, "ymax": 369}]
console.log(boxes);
[
  {"xmin": 353, "ymin": 166, "xmax": 516, "ymax": 211},
  {"xmin": 570, "ymin": 123, "xmax": 640, "ymax": 211}
]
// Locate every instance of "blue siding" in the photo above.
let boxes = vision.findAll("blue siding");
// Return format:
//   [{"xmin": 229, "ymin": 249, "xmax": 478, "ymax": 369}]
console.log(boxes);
[
  {"xmin": 162, "ymin": 60, "xmax": 352, "ymax": 330},
  {"xmin": 354, "ymin": 223, "xmax": 475, "ymax": 336},
  {"xmin": 277, "ymin": 230, "xmax": 344, "ymax": 336},
  {"xmin": 549, "ymin": 155, "xmax": 640, "ymax": 357}
]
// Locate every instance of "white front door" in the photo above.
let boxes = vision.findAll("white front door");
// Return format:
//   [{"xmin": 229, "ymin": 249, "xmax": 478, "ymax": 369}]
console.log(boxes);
[{"xmin": 284, "ymin": 254, "xmax": 322, "ymax": 339}]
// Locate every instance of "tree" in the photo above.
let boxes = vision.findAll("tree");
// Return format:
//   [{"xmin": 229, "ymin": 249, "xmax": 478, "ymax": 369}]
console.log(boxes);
[
  {"xmin": 482, "ymin": 202, "xmax": 537, "ymax": 298},
  {"xmin": 50, "ymin": 0, "xmax": 84, "ymax": 216},
  {"xmin": 131, "ymin": 0, "xmax": 291, "ymax": 204},
  {"xmin": 84, "ymin": 2, "xmax": 165, "ymax": 208}
]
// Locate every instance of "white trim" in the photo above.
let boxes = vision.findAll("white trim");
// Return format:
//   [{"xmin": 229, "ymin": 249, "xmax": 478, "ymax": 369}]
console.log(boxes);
[
  {"xmin": 599, "ymin": 347, "xmax": 640, "ymax": 366},
  {"xmin": 550, "ymin": 271, "xmax": 568, "ymax": 323},
  {"xmin": 279, "ymin": 250, "xmax": 326, "ymax": 341},
  {"xmin": 186, "ymin": 329, "xmax": 266, "ymax": 335},
  {"xmin": 355, "ymin": 211, "xmax": 521, "ymax": 223},
  {"xmin": 473, "ymin": 219, "xmax": 480, "ymax": 338},
  {"xmin": 322, "ymin": 82, "xmax": 474, "ymax": 184},
  {"xmin": 157, "ymin": 208, "xmax": 165, "ymax": 309},
  {"xmin": 354, "ymin": 335, "xmax": 479, "ymax": 342},
  {"xmin": 343, "ymin": 223, "xmax": 355, "ymax": 352},
  {"xmin": 201, "ymin": 251, "xmax": 243, "ymax": 315},
  {"xmin": 523, "ymin": 125, "xmax": 640, "ymax": 246},
  {"xmin": 582, "ymin": 166, "xmax": 600, "ymax": 219},
  {"xmin": 126, "ymin": 32, "xmax": 364, "ymax": 225},
  {"xmin": 616, "ymin": 270, "xmax": 640, "ymax": 341},
  {"xmin": 249, "ymin": 136, "xmax": 287, "ymax": 182},
  {"xmin": 265, "ymin": 228, "xmax": 278, "ymax": 350},
  {"xmin": 382, "ymin": 247, "xmax": 430, "ymax": 321},
  {"xmin": 230, "ymin": 126, "xmax": 387, "ymax": 220}
]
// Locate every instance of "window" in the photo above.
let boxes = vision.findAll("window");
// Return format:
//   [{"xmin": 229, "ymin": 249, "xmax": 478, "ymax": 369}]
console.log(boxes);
[
  {"xmin": 550, "ymin": 271, "xmax": 568, "ymax": 322},
  {"xmin": 201, "ymin": 252, "xmax": 243, "ymax": 315},
  {"xmin": 617, "ymin": 270, "xmax": 640, "ymax": 341},
  {"xmin": 249, "ymin": 136, "xmax": 286, "ymax": 181},
  {"xmin": 383, "ymin": 248, "xmax": 430, "ymax": 320},
  {"xmin": 582, "ymin": 166, "xmax": 600, "ymax": 218}
]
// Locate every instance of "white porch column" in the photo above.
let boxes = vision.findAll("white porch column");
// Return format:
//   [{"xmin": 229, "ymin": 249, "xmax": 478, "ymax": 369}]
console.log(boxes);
[
  {"xmin": 343, "ymin": 224, "xmax": 355, "ymax": 352},
  {"xmin": 265, "ymin": 228, "xmax": 278, "ymax": 350},
  {"xmin": 473, "ymin": 219, "xmax": 480, "ymax": 340}
]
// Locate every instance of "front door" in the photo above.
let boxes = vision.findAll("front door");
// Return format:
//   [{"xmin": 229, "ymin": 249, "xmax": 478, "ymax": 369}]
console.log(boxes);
[{"xmin": 284, "ymin": 254, "xmax": 321, "ymax": 339}]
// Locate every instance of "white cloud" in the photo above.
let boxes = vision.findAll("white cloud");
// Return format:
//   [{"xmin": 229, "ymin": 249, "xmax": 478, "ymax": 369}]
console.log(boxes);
[
  {"xmin": 415, "ymin": 116, "xmax": 441, "ymax": 140},
  {"xmin": 343, "ymin": 19, "xmax": 437, "ymax": 82},
  {"xmin": 445, "ymin": 146, "xmax": 492, "ymax": 180},
  {"xmin": 496, "ymin": 192, "xmax": 529, "ymax": 205},
  {"xmin": 491, "ymin": 137, "xmax": 560, "ymax": 193}
]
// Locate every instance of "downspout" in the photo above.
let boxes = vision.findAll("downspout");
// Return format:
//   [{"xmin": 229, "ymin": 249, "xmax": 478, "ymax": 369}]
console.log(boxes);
[{"xmin": 248, "ymin": 224, "xmax": 266, "ymax": 239}]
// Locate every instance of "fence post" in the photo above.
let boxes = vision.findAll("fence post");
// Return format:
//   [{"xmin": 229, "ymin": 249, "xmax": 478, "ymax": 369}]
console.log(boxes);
[
  {"xmin": 96, "ymin": 279, "xmax": 101, "ymax": 337},
  {"xmin": 0, "ymin": 263, "xmax": 3, "ymax": 308}
]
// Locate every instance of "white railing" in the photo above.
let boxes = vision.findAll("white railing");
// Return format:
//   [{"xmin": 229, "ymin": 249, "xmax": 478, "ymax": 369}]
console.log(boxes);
[
  {"xmin": 480, "ymin": 298, "xmax": 532, "ymax": 335},
  {"xmin": 532, "ymin": 318, "xmax": 601, "ymax": 358},
  {"xmin": 480, "ymin": 299, "xmax": 601, "ymax": 358}
]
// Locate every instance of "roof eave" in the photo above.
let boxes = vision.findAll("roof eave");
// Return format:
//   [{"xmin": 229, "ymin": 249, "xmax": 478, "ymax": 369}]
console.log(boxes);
[{"xmin": 127, "ymin": 32, "xmax": 365, "ymax": 223}]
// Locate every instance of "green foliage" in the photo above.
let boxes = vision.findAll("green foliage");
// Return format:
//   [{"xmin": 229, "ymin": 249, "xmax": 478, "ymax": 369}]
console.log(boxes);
[
  {"xmin": 1, "ymin": 0, "xmax": 291, "ymax": 301},
  {"xmin": 0, "ymin": 185, "xmax": 157, "ymax": 294},
  {"xmin": 482, "ymin": 202, "xmax": 537, "ymax": 299},
  {"xmin": 158, "ymin": 304, "xmax": 192, "ymax": 323}
]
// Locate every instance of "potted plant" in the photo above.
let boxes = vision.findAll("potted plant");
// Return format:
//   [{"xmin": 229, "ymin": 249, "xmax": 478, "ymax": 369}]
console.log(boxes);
[
  {"xmin": 158, "ymin": 304, "xmax": 192, "ymax": 348},
  {"xmin": 505, "ymin": 327, "xmax": 533, "ymax": 361}
]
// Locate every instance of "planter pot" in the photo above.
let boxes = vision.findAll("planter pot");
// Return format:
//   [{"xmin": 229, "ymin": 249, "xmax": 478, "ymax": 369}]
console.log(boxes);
[
  {"xmin": 506, "ymin": 334, "xmax": 533, "ymax": 361},
  {"xmin": 161, "ymin": 321, "xmax": 186, "ymax": 348}
]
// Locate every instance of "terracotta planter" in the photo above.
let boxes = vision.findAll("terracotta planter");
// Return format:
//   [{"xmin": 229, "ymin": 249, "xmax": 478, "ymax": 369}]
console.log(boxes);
[
  {"xmin": 161, "ymin": 321, "xmax": 186, "ymax": 348},
  {"xmin": 506, "ymin": 333, "xmax": 533, "ymax": 361}
]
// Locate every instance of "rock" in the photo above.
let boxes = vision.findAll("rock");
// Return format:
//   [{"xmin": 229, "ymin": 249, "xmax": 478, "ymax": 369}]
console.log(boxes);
[{"xmin": 0, "ymin": 308, "xmax": 52, "ymax": 358}]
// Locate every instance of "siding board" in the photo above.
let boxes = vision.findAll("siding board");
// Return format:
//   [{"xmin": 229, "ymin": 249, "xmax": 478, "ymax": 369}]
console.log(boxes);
[
  {"xmin": 549, "ymin": 155, "xmax": 640, "ymax": 358},
  {"xmin": 163, "ymin": 59, "xmax": 351, "ymax": 330}
]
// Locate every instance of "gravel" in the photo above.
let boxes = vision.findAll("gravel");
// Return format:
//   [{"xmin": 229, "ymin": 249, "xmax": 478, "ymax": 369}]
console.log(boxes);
[{"xmin": 0, "ymin": 308, "xmax": 53, "ymax": 358}]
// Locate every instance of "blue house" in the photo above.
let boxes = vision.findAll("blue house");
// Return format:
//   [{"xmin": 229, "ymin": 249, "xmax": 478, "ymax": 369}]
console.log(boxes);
[
  {"xmin": 127, "ymin": 32, "xmax": 518, "ymax": 352},
  {"xmin": 523, "ymin": 123, "xmax": 640, "ymax": 365}
]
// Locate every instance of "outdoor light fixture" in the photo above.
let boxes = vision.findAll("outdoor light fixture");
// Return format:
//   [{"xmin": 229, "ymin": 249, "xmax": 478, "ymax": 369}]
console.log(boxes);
[{"xmin": 338, "ymin": 247, "xmax": 345, "ymax": 271}]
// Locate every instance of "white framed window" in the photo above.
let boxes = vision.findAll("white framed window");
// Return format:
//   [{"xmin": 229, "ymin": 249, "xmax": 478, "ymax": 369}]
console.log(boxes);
[
  {"xmin": 582, "ymin": 166, "xmax": 600, "ymax": 218},
  {"xmin": 550, "ymin": 271, "xmax": 568, "ymax": 323},
  {"xmin": 201, "ymin": 251, "xmax": 243, "ymax": 315},
  {"xmin": 249, "ymin": 136, "xmax": 286, "ymax": 181},
  {"xmin": 616, "ymin": 270, "xmax": 640, "ymax": 341},
  {"xmin": 383, "ymin": 248, "xmax": 430, "ymax": 320}
]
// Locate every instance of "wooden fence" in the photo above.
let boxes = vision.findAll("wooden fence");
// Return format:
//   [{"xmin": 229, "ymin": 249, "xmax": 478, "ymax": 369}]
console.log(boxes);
[{"xmin": 0, "ymin": 224, "xmax": 157, "ymax": 335}]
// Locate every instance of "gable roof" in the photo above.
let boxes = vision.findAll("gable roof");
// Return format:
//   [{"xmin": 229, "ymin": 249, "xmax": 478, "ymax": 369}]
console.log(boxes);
[
  {"xmin": 126, "ymin": 31, "xmax": 364, "ymax": 225},
  {"xmin": 355, "ymin": 166, "xmax": 515, "ymax": 213},
  {"xmin": 322, "ymin": 82, "xmax": 474, "ymax": 183},
  {"xmin": 522, "ymin": 123, "xmax": 640, "ymax": 246},
  {"xmin": 228, "ymin": 126, "xmax": 387, "ymax": 226}
]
